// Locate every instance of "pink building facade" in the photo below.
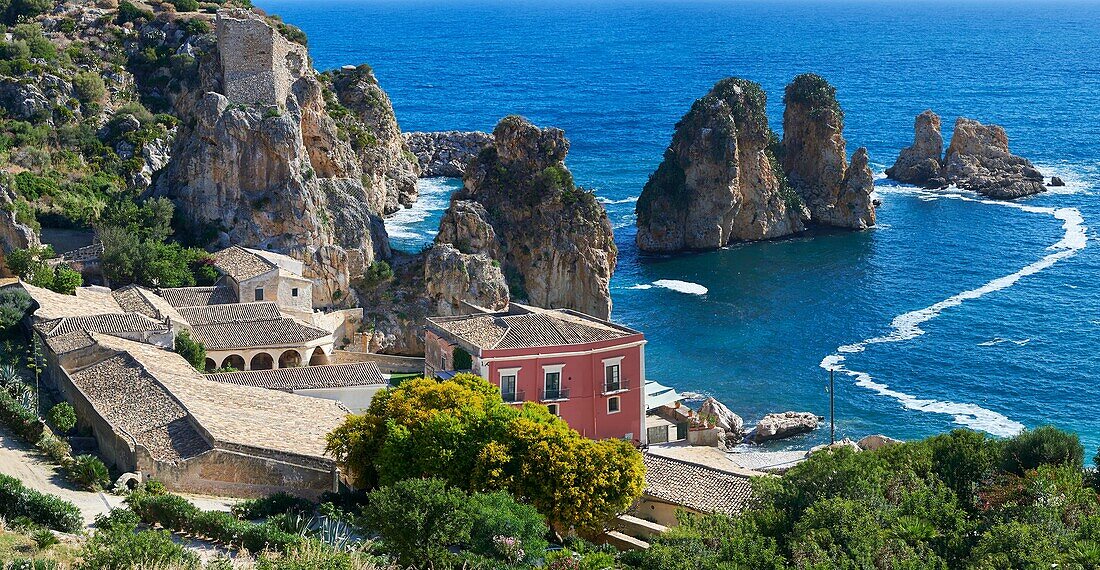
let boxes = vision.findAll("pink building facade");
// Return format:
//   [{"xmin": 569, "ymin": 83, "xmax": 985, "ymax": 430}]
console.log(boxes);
[{"xmin": 425, "ymin": 305, "xmax": 646, "ymax": 443}]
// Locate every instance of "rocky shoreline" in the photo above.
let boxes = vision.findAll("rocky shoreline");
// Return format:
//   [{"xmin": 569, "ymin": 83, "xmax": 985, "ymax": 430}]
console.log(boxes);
[{"xmin": 403, "ymin": 130, "xmax": 492, "ymax": 178}]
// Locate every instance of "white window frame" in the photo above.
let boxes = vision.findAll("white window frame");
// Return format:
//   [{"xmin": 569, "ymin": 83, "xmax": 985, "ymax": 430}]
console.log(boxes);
[
  {"xmin": 542, "ymin": 364, "xmax": 564, "ymax": 400},
  {"xmin": 546, "ymin": 403, "xmax": 560, "ymax": 416},
  {"xmin": 607, "ymin": 395, "xmax": 621, "ymax": 414},
  {"xmin": 602, "ymin": 356, "xmax": 624, "ymax": 393},
  {"xmin": 498, "ymin": 367, "xmax": 521, "ymax": 401}
]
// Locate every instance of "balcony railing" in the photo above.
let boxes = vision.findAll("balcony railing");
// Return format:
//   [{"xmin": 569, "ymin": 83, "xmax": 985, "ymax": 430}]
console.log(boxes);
[
  {"xmin": 501, "ymin": 389, "xmax": 525, "ymax": 404},
  {"xmin": 540, "ymin": 387, "xmax": 570, "ymax": 402},
  {"xmin": 603, "ymin": 378, "xmax": 630, "ymax": 395}
]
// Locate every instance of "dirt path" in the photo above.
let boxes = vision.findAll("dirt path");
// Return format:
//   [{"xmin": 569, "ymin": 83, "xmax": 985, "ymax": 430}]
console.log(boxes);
[{"xmin": 0, "ymin": 425, "xmax": 235, "ymax": 528}]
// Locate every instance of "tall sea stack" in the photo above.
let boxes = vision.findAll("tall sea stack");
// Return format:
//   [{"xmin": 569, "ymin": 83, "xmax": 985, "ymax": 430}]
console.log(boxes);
[{"xmin": 635, "ymin": 78, "xmax": 807, "ymax": 252}]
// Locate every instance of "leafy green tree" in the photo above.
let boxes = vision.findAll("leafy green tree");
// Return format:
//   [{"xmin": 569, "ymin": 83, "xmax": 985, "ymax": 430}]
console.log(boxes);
[
  {"xmin": 0, "ymin": 287, "xmax": 32, "ymax": 331},
  {"xmin": 364, "ymin": 478, "xmax": 472, "ymax": 568},
  {"xmin": 1001, "ymin": 424, "xmax": 1083, "ymax": 475},
  {"xmin": 326, "ymin": 374, "xmax": 646, "ymax": 534},
  {"xmin": 72, "ymin": 71, "xmax": 106, "ymax": 105},
  {"xmin": 174, "ymin": 330, "xmax": 206, "ymax": 372},
  {"xmin": 5, "ymin": 246, "xmax": 82, "ymax": 294},
  {"xmin": 47, "ymin": 402, "xmax": 76, "ymax": 434}
]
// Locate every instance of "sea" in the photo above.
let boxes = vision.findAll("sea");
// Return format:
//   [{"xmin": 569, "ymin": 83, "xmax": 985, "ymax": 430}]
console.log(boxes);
[{"xmin": 258, "ymin": 0, "xmax": 1100, "ymax": 452}]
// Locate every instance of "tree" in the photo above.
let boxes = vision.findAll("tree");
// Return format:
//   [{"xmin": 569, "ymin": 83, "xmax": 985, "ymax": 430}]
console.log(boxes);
[
  {"xmin": 326, "ymin": 374, "xmax": 645, "ymax": 534},
  {"xmin": 0, "ymin": 0, "xmax": 52, "ymax": 26},
  {"xmin": 174, "ymin": 330, "xmax": 206, "ymax": 372},
  {"xmin": 1001, "ymin": 425, "xmax": 1083, "ymax": 475},
  {"xmin": 4, "ymin": 246, "xmax": 82, "ymax": 294},
  {"xmin": 72, "ymin": 71, "xmax": 106, "ymax": 105},
  {"xmin": 0, "ymin": 288, "xmax": 32, "ymax": 331},
  {"xmin": 47, "ymin": 402, "xmax": 76, "ymax": 434},
  {"xmin": 364, "ymin": 478, "xmax": 472, "ymax": 568}
]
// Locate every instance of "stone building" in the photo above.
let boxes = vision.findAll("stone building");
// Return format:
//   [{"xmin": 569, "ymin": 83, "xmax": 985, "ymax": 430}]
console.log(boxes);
[
  {"xmin": 215, "ymin": 9, "xmax": 308, "ymax": 109},
  {"xmin": 211, "ymin": 246, "xmax": 314, "ymax": 320},
  {"xmin": 175, "ymin": 302, "xmax": 333, "ymax": 372},
  {"xmin": 207, "ymin": 361, "xmax": 387, "ymax": 412},
  {"xmin": 633, "ymin": 454, "xmax": 756, "ymax": 527}
]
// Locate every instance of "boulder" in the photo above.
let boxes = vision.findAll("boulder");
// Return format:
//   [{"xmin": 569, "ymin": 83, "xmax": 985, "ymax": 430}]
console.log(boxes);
[
  {"xmin": 698, "ymin": 397, "xmax": 745, "ymax": 439},
  {"xmin": 781, "ymin": 74, "xmax": 876, "ymax": 229},
  {"xmin": 404, "ymin": 131, "xmax": 493, "ymax": 178},
  {"xmin": 423, "ymin": 243, "xmax": 509, "ymax": 316},
  {"xmin": 809, "ymin": 438, "xmax": 861, "ymax": 455},
  {"xmin": 437, "ymin": 115, "xmax": 616, "ymax": 319},
  {"xmin": 856, "ymin": 434, "xmax": 903, "ymax": 451},
  {"xmin": 886, "ymin": 109, "xmax": 945, "ymax": 186},
  {"xmin": 1050, "ymin": 176, "xmax": 1065, "ymax": 187},
  {"xmin": 635, "ymin": 77, "xmax": 807, "ymax": 252},
  {"xmin": 745, "ymin": 411, "xmax": 820, "ymax": 444},
  {"xmin": 942, "ymin": 117, "xmax": 1046, "ymax": 199}
]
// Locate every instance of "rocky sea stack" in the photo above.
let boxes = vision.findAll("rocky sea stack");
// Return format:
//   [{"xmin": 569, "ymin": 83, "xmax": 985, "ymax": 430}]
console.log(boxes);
[
  {"xmin": 781, "ymin": 74, "xmax": 875, "ymax": 229},
  {"xmin": 635, "ymin": 78, "xmax": 806, "ymax": 252},
  {"xmin": 404, "ymin": 131, "xmax": 493, "ymax": 178},
  {"xmin": 435, "ymin": 116, "xmax": 616, "ymax": 319},
  {"xmin": 887, "ymin": 111, "xmax": 1046, "ymax": 199}
]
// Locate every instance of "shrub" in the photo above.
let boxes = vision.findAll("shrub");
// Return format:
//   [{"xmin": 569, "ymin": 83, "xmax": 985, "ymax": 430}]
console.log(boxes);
[
  {"xmin": 0, "ymin": 474, "xmax": 83, "ymax": 533},
  {"xmin": 31, "ymin": 528, "xmax": 59, "ymax": 548},
  {"xmin": 79, "ymin": 508, "xmax": 198, "ymax": 570},
  {"xmin": 35, "ymin": 431, "xmax": 72, "ymax": 464},
  {"xmin": 182, "ymin": 17, "xmax": 211, "ymax": 36},
  {"xmin": 0, "ymin": 288, "xmax": 32, "ymax": 331},
  {"xmin": 171, "ymin": 0, "xmax": 199, "ymax": 11},
  {"xmin": 361, "ymin": 260, "xmax": 393, "ymax": 286},
  {"xmin": 116, "ymin": 1, "xmax": 153, "ymax": 24},
  {"xmin": 232, "ymin": 492, "xmax": 315, "ymax": 520},
  {"xmin": 46, "ymin": 402, "xmax": 76, "ymax": 434},
  {"xmin": 364, "ymin": 478, "xmax": 472, "ymax": 567},
  {"xmin": 0, "ymin": 388, "xmax": 43, "ymax": 442},
  {"xmin": 466, "ymin": 490, "xmax": 548, "ymax": 564},
  {"xmin": 174, "ymin": 330, "xmax": 206, "ymax": 371},
  {"xmin": 67, "ymin": 454, "xmax": 110, "ymax": 491},
  {"xmin": 127, "ymin": 491, "xmax": 304, "ymax": 553},
  {"xmin": 72, "ymin": 71, "xmax": 106, "ymax": 105},
  {"xmin": 1002, "ymin": 425, "xmax": 1083, "ymax": 475}
]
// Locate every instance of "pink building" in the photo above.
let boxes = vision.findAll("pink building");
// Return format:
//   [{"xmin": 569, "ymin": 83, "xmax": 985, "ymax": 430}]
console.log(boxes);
[{"xmin": 424, "ymin": 304, "xmax": 646, "ymax": 443}]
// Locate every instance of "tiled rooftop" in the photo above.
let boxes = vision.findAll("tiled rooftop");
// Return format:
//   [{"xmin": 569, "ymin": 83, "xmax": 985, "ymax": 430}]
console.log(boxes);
[
  {"xmin": 176, "ymin": 302, "xmax": 329, "ymax": 350},
  {"xmin": 213, "ymin": 246, "xmax": 277, "ymax": 282},
  {"xmin": 37, "ymin": 312, "xmax": 167, "ymax": 338},
  {"xmin": 158, "ymin": 285, "xmax": 237, "ymax": 308},
  {"xmin": 111, "ymin": 285, "xmax": 188, "ymax": 325},
  {"xmin": 207, "ymin": 362, "xmax": 386, "ymax": 392},
  {"xmin": 86, "ymin": 333, "xmax": 348, "ymax": 461},
  {"xmin": 44, "ymin": 330, "xmax": 96, "ymax": 355},
  {"xmin": 17, "ymin": 282, "xmax": 122, "ymax": 320},
  {"xmin": 428, "ymin": 304, "xmax": 638, "ymax": 351},
  {"xmin": 177, "ymin": 302, "xmax": 283, "ymax": 326},
  {"xmin": 641, "ymin": 453, "xmax": 757, "ymax": 516}
]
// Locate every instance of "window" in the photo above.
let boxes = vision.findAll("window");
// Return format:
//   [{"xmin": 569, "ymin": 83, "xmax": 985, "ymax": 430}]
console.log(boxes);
[
  {"xmin": 604, "ymin": 363, "xmax": 621, "ymax": 392},
  {"xmin": 607, "ymin": 396, "xmax": 621, "ymax": 414},
  {"xmin": 547, "ymin": 403, "xmax": 559, "ymax": 416},
  {"xmin": 254, "ymin": 287, "xmax": 264, "ymax": 301},
  {"xmin": 544, "ymin": 371, "xmax": 561, "ymax": 400},
  {"xmin": 291, "ymin": 287, "xmax": 299, "ymax": 297},
  {"xmin": 501, "ymin": 374, "xmax": 517, "ymax": 402}
]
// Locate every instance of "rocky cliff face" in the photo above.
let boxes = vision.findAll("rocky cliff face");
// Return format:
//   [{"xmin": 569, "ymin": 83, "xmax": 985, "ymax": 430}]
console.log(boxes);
[
  {"xmin": 887, "ymin": 111, "xmax": 1046, "ymax": 199},
  {"xmin": 885, "ymin": 110, "xmax": 945, "ymax": 186},
  {"xmin": 436, "ymin": 116, "xmax": 616, "ymax": 319},
  {"xmin": 423, "ymin": 243, "xmax": 509, "ymax": 315},
  {"xmin": 152, "ymin": 9, "xmax": 416, "ymax": 306},
  {"xmin": 325, "ymin": 65, "xmax": 420, "ymax": 213},
  {"xmin": 0, "ymin": 186, "xmax": 41, "ymax": 276},
  {"xmin": 635, "ymin": 78, "xmax": 807, "ymax": 252},
  {"xmin": 403, "ymin": 131, "xmax": 493, "ymax": 178},
  {"xmin": 781, "ymin": 74, "xmax": 875, "ymax": 229}
]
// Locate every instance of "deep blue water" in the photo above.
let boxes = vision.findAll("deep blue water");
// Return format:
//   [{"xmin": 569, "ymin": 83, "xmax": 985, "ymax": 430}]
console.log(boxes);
[{"xmin": 260, "ymin": 0, "xmax": 1100, "ymax": 451}]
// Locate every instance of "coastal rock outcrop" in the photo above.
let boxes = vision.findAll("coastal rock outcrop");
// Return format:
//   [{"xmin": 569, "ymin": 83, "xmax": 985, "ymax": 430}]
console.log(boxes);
[
  {"xmin": 780, "ymin": 74, "xmax": 875, "ymax": 229},
  {"xmin": 943, "ymin": 117, "xmax": 1046, "ymax": 199},
  {"xmin": 326, "ymin": 65, "xmax": 421, "ymax": 213},
  {"xmin": 436, "ymin": 115, "xmax": 616, "ymax": 319},
  {"xmin": 698, "ymin": 397, "xmax": 745, "ymax": 441},
  {"xmin": 885, "ymin": 110, "xmax": 945, "ymax": 186},
  {"xmin": 635, "ymin": 78, "xmax": 807, "ymax": 252},
  {"xmin": 745, "ymin": 411, "xmax": 820, "ymax": 444},
  {"xmin": 887, "ymin": 111, "xmax": 1046, "ymax": 199},
  {"xmin": 423, "ymin": 243, "xmax": 509, "ymax": 315},
  {"xmin": 153, "ymin": 10, "xmax": 411, "ymax": 306},
  {"xmin": 404, "ymin": 131, "xmax": 493, "ymax": 178}
]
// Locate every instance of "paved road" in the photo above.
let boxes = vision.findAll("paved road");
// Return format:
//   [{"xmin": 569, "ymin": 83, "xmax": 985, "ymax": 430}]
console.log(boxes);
[{"xmin": 0, "ymin": 425, "xmax": 235, "ymax": 528}]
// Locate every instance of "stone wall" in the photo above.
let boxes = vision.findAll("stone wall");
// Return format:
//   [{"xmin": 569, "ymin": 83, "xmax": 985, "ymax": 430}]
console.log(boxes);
[
  {"xmin": 138, "ymin": 447, "xmax": 337, "ymax": 500},
  {"xmin": 215, "ymin": 10, "xmax": 307, "ymax": 109}
]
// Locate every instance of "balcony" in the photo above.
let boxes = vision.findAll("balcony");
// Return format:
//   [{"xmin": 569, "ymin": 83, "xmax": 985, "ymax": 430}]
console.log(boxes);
[
  {"xmin": 603, "ymin": 378, "xmax": 631, "ymax": 395},
  {"xmin": 501, "ymin": 389, "xmax": 525, "ymax": 404},
  {"xmin": 540, "ymin": 387, "xmax": 570, "ymax": 402}
]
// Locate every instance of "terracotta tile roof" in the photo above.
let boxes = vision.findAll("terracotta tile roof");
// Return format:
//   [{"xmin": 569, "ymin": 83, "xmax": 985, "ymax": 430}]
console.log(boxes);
[
  {"xmin": 69, "ymin": 352, "xmax": 212, "ymax": 463},
  {"xmin": 428, "ymin": 305, "xmax": 637, "ymax": 351},
  {"xmin": 85, "ymin": 333, "xmax": 348, "ymax": 461},
  {"xmin": 158, "ymin": 285, "xmax": 238, "ymax": 308},
  {"xmin": 44, "ymin": 330, "xmax": 96, "ymax": 355},
  {"xmin": 641, "ymin": 454, "xmax": 756, "ymax": 516},
  {"xmin": 190, "ymin": 319, "xmax": 330, "ymax": 350},
  {"xmin": 213, "ymin": 246, "xmax": 277, "ymax": 282},
  {"xmin": 111, "ymin": 285, "xmax": 188, "ymax": 325},
  {"xmin": 37, "ymin": 312, "xmax": 167, "ymax": 338},
  {"xmin": 177, "ymin": 302, "xmax": 283, "ymax": 326},
  {"xmin": 206, "ymin": 362, "xmax": 386, "ymax": 392}
]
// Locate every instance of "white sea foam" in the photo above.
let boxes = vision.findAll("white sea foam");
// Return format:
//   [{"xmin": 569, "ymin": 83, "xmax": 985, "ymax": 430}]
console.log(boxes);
[
  {"xmin": 599, "ymin": 195, "xmax": 639, "ymax": 205},
  {"xmin": 978, "ymin": 338, "xmax": 1031, "ymax": 347},
  {"xmin": 627, "ymin": 284, "xmax": 654, "ymax": 290},
  {"xmin": 820, "ymin": 188, "xmax": 1088, "ymax": 437},
  {"xmin": 385, "ymin": 177, "xmax": 455, "ymax": 241},
  {"xmin": 653, "ymin": 279, "xmax": 709, "ymax": 295}
]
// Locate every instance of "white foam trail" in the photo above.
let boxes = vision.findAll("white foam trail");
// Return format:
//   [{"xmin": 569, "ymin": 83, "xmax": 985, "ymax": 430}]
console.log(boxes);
[
  {"xmin": 653, "ymin": 279, "xmax": 709, "ymax": 295},
  {"xmin": 599, "ymin": 195, "xmax": 639, "ymax": 205},
  {"xmin": 386, "ymin": 177, "xmax": 455, "ymax": 241},
  {"xmin": 821, "ymin": 188, "xmax": 1087, "ymax": 437},
  {"xmin": 978, "ymin": 338, "xmax": 1031, "ymax": 347},
  {"xmin": 627, "ymin": 284, "xmax": 654, "ymax": 290}
]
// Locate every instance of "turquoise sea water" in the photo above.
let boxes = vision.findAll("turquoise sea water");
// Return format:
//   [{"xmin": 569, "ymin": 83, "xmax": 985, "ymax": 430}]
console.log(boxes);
[{"xmin": 259, "ymin": 0, "xmax": 1100, "ymax": 451}]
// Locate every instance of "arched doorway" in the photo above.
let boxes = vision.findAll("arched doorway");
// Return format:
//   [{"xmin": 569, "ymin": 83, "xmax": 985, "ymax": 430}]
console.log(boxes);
[
  {"xmin": 278, "ymin": 350, "xmax": 302, "ymax": 369},
  {"xmin": 221, "ymin": 354, "xmax": 245, "ymax": 371},
  {"xmin": 250, "ymin": 353, "xmax": 273, "ymax": 370},
  {"xmin": 204, "ymin": 358, "xmax": 216, "ymax": 373},
  {"xmin": 309, "ymin": 347, "xmax": 329, "ymax": 366}
]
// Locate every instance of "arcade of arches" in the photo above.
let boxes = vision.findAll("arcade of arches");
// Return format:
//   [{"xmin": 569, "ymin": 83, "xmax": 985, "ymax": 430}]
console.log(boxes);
[{"xmin": 204, "ymin": 346, "xmax": 330, "ymax": 372}]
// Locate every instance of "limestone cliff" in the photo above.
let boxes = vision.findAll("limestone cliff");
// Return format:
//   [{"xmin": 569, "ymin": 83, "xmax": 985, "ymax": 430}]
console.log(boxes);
[
  {"xmin": 437, "ymin": 116, "xmax": 616, "ymax": 319},
  {"xmin": 780, "ymin": 74, "xmax": 875, "ymax": 229},
  {"xmin": 887, "ymin": 112, "xmax": 1046, "ymax": 199},
  {"xmin": 325, "ymin": 65, "xmax": 420, "ymax": 213},
  {"xmin": 635, "ymin": 78, "xmax": 807, "ymax": 252},
  {"xmin": 404, "ymin": 131, "xmax": 493, "ymax": 178},
  {"xmin": 885, "ymin": 110, "xmax": 945, "ymax": 187},
  {"xmin": 423, "ymin": 243, "xmax": 509, "ymax": 316},
  {"xmin": 151, "ymin": 9, "xmax": 413, "ymax": 306}
]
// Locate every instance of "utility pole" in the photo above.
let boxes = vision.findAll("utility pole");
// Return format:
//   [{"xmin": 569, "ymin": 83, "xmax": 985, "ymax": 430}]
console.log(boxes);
[{"xmin": 829, "ymin": 368, "xmax": 836, "ymax": 445}]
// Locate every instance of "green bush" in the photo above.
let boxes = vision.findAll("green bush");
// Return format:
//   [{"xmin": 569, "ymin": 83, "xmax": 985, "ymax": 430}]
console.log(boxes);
[
  {"xmin": 0, "ymin": 0, "xmax": 52, "ymax": 26},
  {"xmin": 466, "ymin": 490, "xmax": 548, "ymax": 564},
  {"xmin": 31, "ymin": 527, "xmax": 59, "ymax": 549},
  {"xmin": 1002, "ymin": 425, "xmax": 1083, "ymax": 475},
  {"xmin": 35, "ymin": 431, "xmax": 72, "ymax": 464},
  {"xmin": 0, "ymin": 288, "xmax": 32, "ymax": 331},
  {"xmin": 46, "ymin": 402, "xmax": 76, "ymax": 434},
  {"xmin": 79, "ymin": 508, "xmax": 198, "ymax": 570},
  {"xmin": 0, "ymin": 473, "xmax": 83, "ymax": 533},
  {"xmin": 67, "ymin": 454, "xmax": 110, "ymax": 491},
  {"xmin": 116, "ymin": 1, "xmax": 153, "ymax": 24},
  {"xmin": 72, "ymin": 71, "xmax": 106, "ymax": 105},
  {"xmin": 174, "ymin": 330, "xmax": 206, "ymax": 371},
  {"xmin": 364, "ymin": 478, "xmax": 472, "ymax": 567},
  {"xmin": 171, "ymin": 0, "xmax": 200, "ymax": 11},
  {"xmin": 232, "ymin": 492, "xmax": 315, "ymax": 520},
  {"xmin": 127, "ymin": 491, "xmax": 305, "ymax": 553},
  {"xmin": 0, "ymin": 388, "xmax": 43, "ymax": 442}
]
